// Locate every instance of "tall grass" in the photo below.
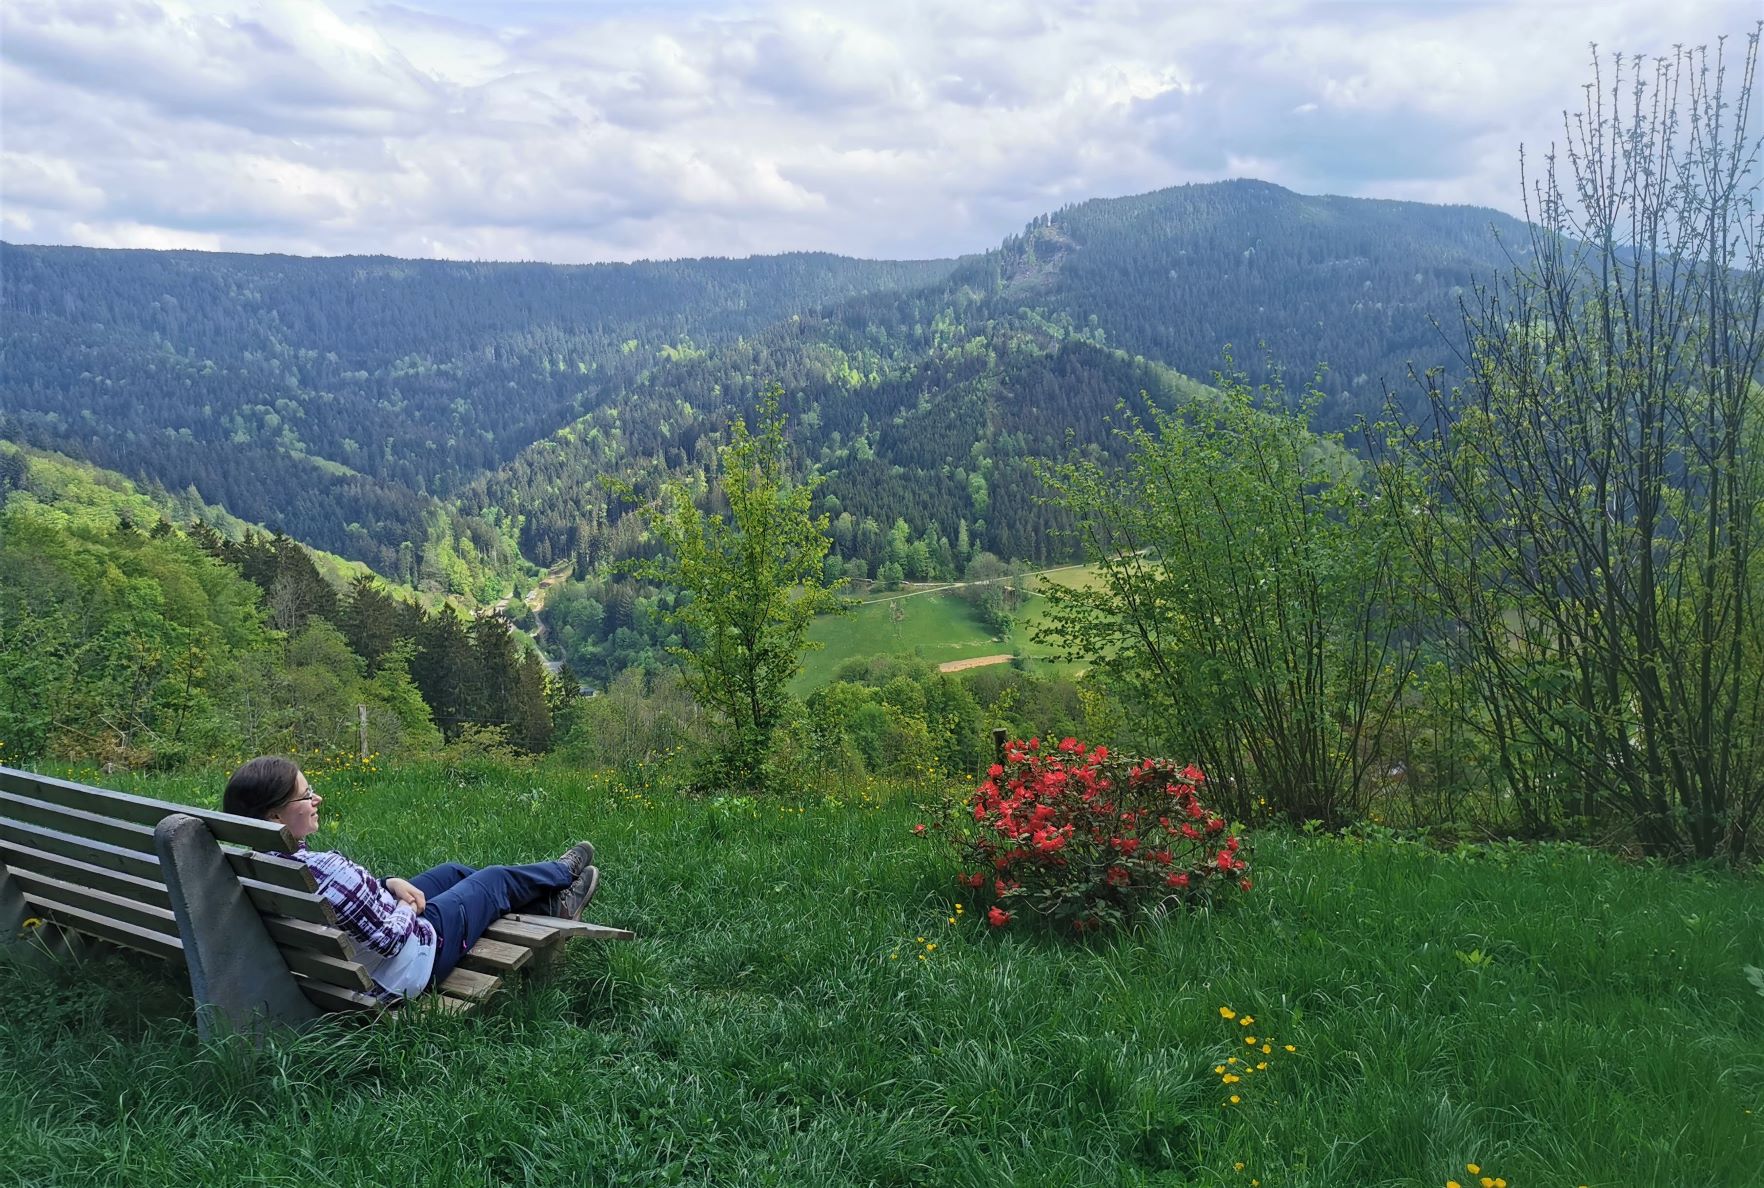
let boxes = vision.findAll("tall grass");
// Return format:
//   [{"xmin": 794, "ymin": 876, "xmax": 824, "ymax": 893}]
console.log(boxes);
[{"xmin": 2, "ymin": 760, "xmax": 1759, "ymax": 1186}]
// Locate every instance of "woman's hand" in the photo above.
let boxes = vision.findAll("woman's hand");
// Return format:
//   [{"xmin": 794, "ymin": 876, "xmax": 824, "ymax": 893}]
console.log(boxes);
[{"xmin": 385, "ymin": 877, "xmax": 426, "ymax": 912}]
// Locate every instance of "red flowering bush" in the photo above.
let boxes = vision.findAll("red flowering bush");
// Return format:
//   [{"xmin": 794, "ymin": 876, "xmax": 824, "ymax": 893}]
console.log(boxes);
[{"xmin": 942, "ymin": 737, "xmax": 1251, "ymax": 933}]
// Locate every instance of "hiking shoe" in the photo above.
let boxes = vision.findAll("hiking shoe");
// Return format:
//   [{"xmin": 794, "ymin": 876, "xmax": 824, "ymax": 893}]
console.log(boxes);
[
  {"xmin": 547, "ymin": 864, "xmax": 599, "ymax": 921},
  {"xmin": 557, "ymin": 841, "xmax": 595, "ymax": 879}
]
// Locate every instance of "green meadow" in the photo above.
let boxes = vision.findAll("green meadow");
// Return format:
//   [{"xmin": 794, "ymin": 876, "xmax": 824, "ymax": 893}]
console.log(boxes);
[
  {"xmin": 797, "ymin": 565, "xmax": 1104, "ymax": 690},
  {"xmin": 3, "ymin": 760, "xmax": 1760, "ymax": 1186}
]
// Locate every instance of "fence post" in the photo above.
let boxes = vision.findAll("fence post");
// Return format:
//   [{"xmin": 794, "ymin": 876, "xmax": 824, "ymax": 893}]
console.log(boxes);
[{"xmin": 358, "ymin": 704, "xmax": 368, "ymax": 761}]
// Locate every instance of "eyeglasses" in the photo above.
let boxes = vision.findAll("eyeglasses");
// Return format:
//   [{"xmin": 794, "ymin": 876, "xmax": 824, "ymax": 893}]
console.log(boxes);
[{"xmin": 283, "ymin": 791, "xmax": 319, "ymax": 807}]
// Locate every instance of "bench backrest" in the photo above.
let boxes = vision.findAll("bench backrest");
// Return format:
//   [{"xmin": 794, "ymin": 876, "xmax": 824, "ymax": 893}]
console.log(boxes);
[{"xmin": 0, "ymin": 766, "xmax": 382, "ymax": 1010}]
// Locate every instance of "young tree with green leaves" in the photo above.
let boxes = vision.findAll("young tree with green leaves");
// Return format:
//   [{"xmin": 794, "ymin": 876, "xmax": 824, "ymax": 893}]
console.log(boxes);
[
  {"xmin": 1039, "ymin": 373, "xmax": 1418, "ymax": 825},
  {"xmin": 639, "ymin": 385, "xmax": 846, "ymax": 790}
]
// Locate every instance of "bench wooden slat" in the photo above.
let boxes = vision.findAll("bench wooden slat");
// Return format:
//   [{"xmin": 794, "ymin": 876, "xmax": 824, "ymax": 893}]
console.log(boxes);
[
  {"xmin": 506, "ymin": 914, "xmax": 636, "ymax": 941},
  {"xmin": 260, "ymin": 916, "xmax": 355, "ymax": 961},
  {"xmin": 279, "ymin": 946, "xmax": 374, "ymax": 992},
  {"xmin": 481, "ymin": 918, "xmax": 564, "ymax": 947},
  {"xmin": 0, "ymin": 809, "xmax": 316, "ymax": 894},
  {"xmin": 36, "ymin": 900, "xmax": 184, "ymax": 959},
  {"xmin": 0, "ymin": 839, "xmax": 173, "ymax": 909},
  {"xmin": 235, "ymin": 879, "xmax": 334, "ymax": 926},
  {"xmin": 1, "ymin": 791, "xmax": 160, "ymax": 856},
  {"xmin": 8, "ymin": 867, "xmax": 181, "ymax": 940},
  {"xmin": 292, "ymin": 975, "xmax": 384, "ymax": 1013},
  {"xmin": 436, "ymin": 966, "xmax": 502, "ymax": 1002},
  {"xmin": 458, "ymin": 938, "xmax": 533, "ymax": 973},
  {"xmin": 0, "ymin": 767, "xmax": 292, "ymax": 850},
  {"xmin": 1, "ymin": 818, "xmax": 161, "ymax": 882},
  {"xmin": 425, "ymin": 994, "xmax": 479, "ymax": 1015}
]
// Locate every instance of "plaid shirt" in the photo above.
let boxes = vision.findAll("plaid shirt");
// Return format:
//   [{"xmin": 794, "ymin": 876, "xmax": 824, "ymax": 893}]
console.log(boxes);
[{"xmin": 282, "ymin": 843, "xmax": 436, "ymax": 957}]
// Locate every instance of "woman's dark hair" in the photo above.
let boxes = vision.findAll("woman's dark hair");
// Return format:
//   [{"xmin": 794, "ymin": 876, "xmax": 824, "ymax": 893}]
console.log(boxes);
[{"xmin": 224, "ymin": 756, "xmax": 303, "ymax": 819}]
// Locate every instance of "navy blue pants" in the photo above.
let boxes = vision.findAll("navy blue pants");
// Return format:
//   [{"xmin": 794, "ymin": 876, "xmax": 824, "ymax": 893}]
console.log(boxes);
[{"xmin": 411, "ymin": 860, "xmax": 574, "ymax": 983}]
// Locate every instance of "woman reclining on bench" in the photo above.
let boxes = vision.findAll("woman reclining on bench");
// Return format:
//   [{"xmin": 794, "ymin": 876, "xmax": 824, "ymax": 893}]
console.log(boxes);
[{"xmin": 224, "ymin": 755, "xmax": 599, "ymax": 1002}]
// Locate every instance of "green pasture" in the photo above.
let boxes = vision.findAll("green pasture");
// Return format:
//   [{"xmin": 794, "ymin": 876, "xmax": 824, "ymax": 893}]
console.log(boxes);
[
  {"xmin": 797, "ymin": 565, "xmax": 1103, "ymax": 691},
  {"xmin": 2, "ymin": 760, "xmax": 1759, "ymax": 1186}
]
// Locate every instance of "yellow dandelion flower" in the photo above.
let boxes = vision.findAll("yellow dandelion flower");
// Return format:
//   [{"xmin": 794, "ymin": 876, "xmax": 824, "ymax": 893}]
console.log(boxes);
[
  {"xmin": 1466, "ymin": 1167, "xmax": 1479, "ymax": 1177},
  {"xmin": 1227, "ymin": 1057, "xmax": 1239, "ymax": 1065},
  {"xmin": 1240, "ymin": 1016, "xmax": 1254, "ymax": 1025},
  {"xmin": 1234, "ymin": 1163, "xmax": 1244, "ymax": 1172},
  {"xmin": 1222, "ymin": 1074, "xmax": 1240, "ymax": 1084},
  {"xmin": 1448, "ymin": 1182, "xmax": 1462, "ymax": 1188},
  {"xmin": 1214, "ymin": 1065, "xmax": 1226, "ymax": 1074},
  {"xmin": 1494, "ymin": 1180, "xmax": 1506, "ymax": 1188},
  {"xmin": 1245, "ymin": 1036, "xmax": 1257, "ymax": 1044},
  {"xmin": 1219, "ymin": 1006, "xmax": 1236, "ymax": 1019},
  {"xmin": 1229, "ymin": 1095, "xmax": 1240, "ymax": 1104},
  {"xmin": 1261, "ymin": 1044, "xmax": 1272, "ymax": 1054},
  {"xmin": 1284, "ymin": 1044, "xmax": 1296, "ymax": 1052},
  {"xmin": 926, "ymin": 943, "xmax": 937, "ymax": 952},
  {"xmin": 1479, "ymin": 1179, "xmax": 1494, "ymax": 1188},
  {"xmin": 1256, "ymin": 1062, "xmax": 1267, "ymax": 1070}
]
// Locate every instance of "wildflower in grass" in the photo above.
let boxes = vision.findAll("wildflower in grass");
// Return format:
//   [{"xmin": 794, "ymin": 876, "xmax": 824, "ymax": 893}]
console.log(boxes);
[
  {"xmin": 1255, "ymin": 1062, "xmax": 1267, "ymax": 1070},
  {"xmin": 1448, "ymin": 1182, "xmax": 1462, "ymax": 1188},
  {"xmin": 21, "ymin": 917, "xmax": 43, "ymax": 930},
  {"xmin": 1222, "ymin": 1074, "xmax": 1240, "ymax": 1084},
  {"xmin": 1214, "ymin": 1065, "xmax": 1226, "ymax": 1074},
  {"xmin": 1239, "ymin": 1015, "xmax": 1254, "ymax": 1025},
  {"xmin": 1466, "ymin": 1166, "xmax": 1479, "ymax": 1176},
  {"xmin": 1261, "ymin": 1044, "xmax": 1271, "ymax": 1054},
  {"xmin": 1234, "ymin": 1163, "xmax": 1244, "ymax": 1172},
  {"xmin": 1284, "ymin": 1044, "xmax": 1296, "ymax": 1052},
  {"xmin": 1229, "ymin": 1095, "xmax": 1240, "ymax": 1104},
  {"xmin": 1219, "ymin": 1006, "xmax": 1236, "ymax": 1019},
  {"xmin": 988, "ymin": 906, "xmax": 1011, "ymax": 927}
]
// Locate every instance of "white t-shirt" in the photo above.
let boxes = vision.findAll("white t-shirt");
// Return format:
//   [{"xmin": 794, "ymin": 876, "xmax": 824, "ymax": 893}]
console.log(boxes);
[{"xmin": 357, "ymin": 926, "xmax": 437, "ymax": 999}]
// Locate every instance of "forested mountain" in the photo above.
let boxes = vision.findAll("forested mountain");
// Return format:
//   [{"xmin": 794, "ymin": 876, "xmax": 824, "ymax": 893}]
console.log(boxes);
[
  {"xmin": 1, "ymin": 179, "xmax": 1530, "ymax": 586},
  {"xmin": 469, "ymin": 180, "xmax": 1528, "ymax": 575},
  {"xmin": 0, "ymin": 245, "xmax": 954, "ymax": 580}
]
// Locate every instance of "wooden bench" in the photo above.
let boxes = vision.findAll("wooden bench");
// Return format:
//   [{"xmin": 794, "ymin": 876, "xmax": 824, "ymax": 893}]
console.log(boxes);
[{"xmin": 0, "ymin": 765, "xmax": 633, "ymax": 1038}]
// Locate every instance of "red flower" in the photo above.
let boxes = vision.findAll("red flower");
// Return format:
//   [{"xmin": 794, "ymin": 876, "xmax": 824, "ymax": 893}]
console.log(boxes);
[
  {"xmin": 1151, "ymin": 848, "xmax": 1173, "ymax": 865},
  {"xmin": 1239, "ymin": 878, "xmax": 1254, "ymax": 892},
  {"xmin": 987, "ymin": 763, "xmax": 1004, "ymax": 778},
  {"xmin": 988, "ymin": 907, "xmax": 1011, "ymax": 927},
  {"xmin": 1182, "ymin": 763, "xmax": 1205, "ymax": 783},
  {"xmin": 1092, "ymin": 746, "xmax": 1108, "ymax": 761},
  {"xmin": 1105, "ymin": 865, "xmax": 1130, "ymax": 887},
  {"xmin": 912, "ymin": 823, "xmax": 927, "ymax": 835},
  {"xmin": 1166, "ymin": 872, "xmax": 1191, "ymax": 888},
  {"xmin": 1215, "ymin": 849, "xmax": 1235, "ymax": 871},
  {"xmin": 1205, "ymin": 817, "xmax": 1225, "ymax": 833}
]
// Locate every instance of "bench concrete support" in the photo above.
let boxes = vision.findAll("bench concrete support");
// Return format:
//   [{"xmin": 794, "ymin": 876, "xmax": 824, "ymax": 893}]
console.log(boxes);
[
  {"xmin": 0, "ymin": 863, "xmax": 30, "ymax": 951},
  {"xmin": 155, "ymin": 814, "xmax": 321, "ymax": 1041}
]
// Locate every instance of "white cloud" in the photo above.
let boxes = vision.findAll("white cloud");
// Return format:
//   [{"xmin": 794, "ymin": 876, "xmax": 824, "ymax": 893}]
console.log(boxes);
[{"xmin": 2, "ymin": 0, "xmax": 1757, "ymax": 262}]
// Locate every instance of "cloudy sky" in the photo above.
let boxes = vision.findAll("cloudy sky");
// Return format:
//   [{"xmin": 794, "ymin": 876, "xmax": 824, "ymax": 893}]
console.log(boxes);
[{"xmin": 1, "ymin": 0, "xmax": 1755, "ymax": 264}]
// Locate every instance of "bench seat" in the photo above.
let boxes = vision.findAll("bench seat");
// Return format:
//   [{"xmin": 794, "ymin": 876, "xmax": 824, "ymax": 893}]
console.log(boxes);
[{"xmin": 0, "ymin": 765, "xmax": 632, "ymax": 1035}]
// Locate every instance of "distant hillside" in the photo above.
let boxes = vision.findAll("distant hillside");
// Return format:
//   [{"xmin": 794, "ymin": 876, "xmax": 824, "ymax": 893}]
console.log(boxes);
[
  {"xmin": 473, "ymin": 180, "xmax": 1528, "ymax": 574},
  {"xmin": 0, "ymin": 244, "xmax": 955, "ymax": 577},
  {"xmin": 1, "ymin": 181, "xmax": 1531, "ymax": 583}
]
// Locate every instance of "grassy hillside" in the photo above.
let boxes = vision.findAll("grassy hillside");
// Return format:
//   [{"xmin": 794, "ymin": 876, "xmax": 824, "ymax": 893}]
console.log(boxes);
[
  {"xmin": 1, "ymin": 759, "xmax": 1758, "ymax": 1186},
  {"xmin": 796, "ymin": 565, "xmax": 1105, "ymax": 691},
  {"xmin": 2, "ymin": 441, "xmax": 474, "ymax": 613}
]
